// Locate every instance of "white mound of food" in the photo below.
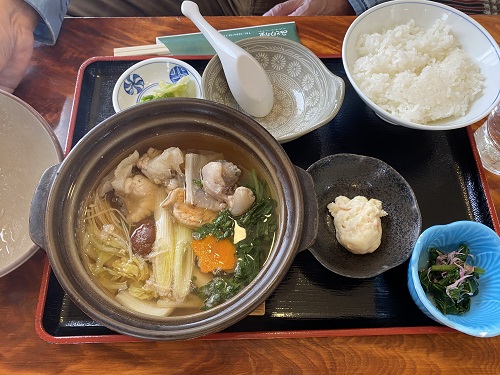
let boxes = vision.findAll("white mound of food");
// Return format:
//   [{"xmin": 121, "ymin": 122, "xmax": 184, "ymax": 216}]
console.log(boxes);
[
  {"xmin": 327, "ymin": 196, "xmax": 387, "ymax": 255},
  {"xmin": 353, "ymin": 19, "xmax": 484, "ymax": 124}
]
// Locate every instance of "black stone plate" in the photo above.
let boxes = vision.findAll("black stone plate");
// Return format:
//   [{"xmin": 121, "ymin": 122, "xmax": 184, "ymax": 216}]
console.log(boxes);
[{"xmin": 307, "ymin": 153, "xmax": 422, "ymax": 279}]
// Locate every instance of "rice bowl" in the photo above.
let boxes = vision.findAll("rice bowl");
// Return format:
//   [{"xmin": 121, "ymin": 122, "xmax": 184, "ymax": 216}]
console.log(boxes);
[
  {"xmin": 352, "ymin": 19, "xmax": 484, "ymax": 125},
  {"xmin": 342, "ymin": 0, "xmax": 500, "ymax": 130}
]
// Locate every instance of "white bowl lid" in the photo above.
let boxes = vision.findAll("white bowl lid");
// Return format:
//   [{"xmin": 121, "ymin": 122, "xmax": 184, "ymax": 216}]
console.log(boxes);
[{"xmin": 0, "ymin": 90, "xmax": 62, "ymax": 277}]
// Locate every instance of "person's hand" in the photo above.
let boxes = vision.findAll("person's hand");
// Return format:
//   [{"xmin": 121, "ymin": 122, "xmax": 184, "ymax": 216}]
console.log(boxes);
[
  {"xmin": 0, "ymin": 0, "xmax": 40, "ymax": 93},
  {"xmin": 263, "ymin": 0, "xmax": 355, "ymax": 16}
]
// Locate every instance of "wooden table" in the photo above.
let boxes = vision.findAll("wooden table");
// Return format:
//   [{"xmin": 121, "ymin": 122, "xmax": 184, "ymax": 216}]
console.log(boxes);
[{"xmin": 3, "ymin": 16, "xmax": 500, "ymax": 374}]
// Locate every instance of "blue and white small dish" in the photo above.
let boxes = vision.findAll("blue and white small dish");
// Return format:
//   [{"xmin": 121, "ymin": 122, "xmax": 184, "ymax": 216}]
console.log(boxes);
[
  {"xmin": 408, "ymin": 221, "xmax": 500, "ymax": 337},
  {"xmin": 112, "ymin": 57, "xmax": 203, "ymax": 112}
]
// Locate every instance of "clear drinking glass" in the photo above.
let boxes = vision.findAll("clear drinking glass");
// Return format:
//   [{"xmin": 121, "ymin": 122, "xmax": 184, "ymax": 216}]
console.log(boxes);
[{"xmin": 474, "ymin": 104, "xmax": 500, "ymax": 175}]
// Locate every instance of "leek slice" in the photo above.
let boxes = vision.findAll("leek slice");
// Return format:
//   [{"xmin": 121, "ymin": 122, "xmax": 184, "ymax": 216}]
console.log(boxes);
[{"xmin": 116, "ymin": 290, "xmax": 173, "ymax": 317}]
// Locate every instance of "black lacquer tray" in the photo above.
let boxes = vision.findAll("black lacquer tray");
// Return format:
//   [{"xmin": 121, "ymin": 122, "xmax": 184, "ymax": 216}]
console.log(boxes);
[{"xmin": 35, "ymin": 56, "xmax": 497, "ymax": 343}]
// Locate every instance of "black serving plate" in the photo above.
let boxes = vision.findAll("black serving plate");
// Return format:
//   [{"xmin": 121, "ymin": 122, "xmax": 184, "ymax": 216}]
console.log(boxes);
[{"xmin": 36, "ymin": 56, "xmax": 495, "ymax": 343}]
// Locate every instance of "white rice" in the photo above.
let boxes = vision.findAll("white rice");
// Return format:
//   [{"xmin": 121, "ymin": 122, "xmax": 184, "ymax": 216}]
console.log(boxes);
[{"xmin": 353, "ymin": 19, "xmax": 484, "ymax": 124}]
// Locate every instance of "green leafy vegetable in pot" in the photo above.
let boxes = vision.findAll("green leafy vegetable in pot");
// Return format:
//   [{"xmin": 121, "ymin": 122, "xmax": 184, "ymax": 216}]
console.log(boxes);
[
  {"xmin": 418, "ymin": 244, "xmax": 485, "ymax": 315},
  {"xmin": 195, "ymin": 171, "xmax": 277, "ymax": 310}
]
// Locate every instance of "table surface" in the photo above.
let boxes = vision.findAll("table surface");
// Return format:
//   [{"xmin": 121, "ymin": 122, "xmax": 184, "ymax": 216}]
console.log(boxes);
[{"xmin": 3, "ymin": 15, "xmax": 500, "ymax": 374}]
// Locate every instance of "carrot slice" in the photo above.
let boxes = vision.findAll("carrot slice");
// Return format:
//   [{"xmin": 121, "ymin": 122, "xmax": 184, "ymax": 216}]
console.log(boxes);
[{"xmin": 192, "ymin": 235, "xmax": 236, "ymax": 273}]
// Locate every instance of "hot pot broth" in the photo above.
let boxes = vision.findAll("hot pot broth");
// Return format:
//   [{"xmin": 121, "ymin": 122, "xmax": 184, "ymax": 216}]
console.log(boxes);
[{"xmin": 79, "ymin": 136, "xmax": 277, "ymax": 317}]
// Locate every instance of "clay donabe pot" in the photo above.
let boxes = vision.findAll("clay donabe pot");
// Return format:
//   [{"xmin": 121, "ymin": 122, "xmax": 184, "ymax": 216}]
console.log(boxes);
[{"xmin": 30, "ymin": 98, "xmax": 318, "ymax": 340}]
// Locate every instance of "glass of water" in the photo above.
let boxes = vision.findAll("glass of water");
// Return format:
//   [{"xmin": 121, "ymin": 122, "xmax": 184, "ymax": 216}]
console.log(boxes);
[{"xmin": 474, "ymin": 104, "xmax": 500, "ymax": 175}]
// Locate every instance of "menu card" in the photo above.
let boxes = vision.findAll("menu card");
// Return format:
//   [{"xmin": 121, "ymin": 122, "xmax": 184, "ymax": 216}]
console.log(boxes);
[{"xmin": 155, "ymin": 22, "xmax": 300, "ymax": 55}]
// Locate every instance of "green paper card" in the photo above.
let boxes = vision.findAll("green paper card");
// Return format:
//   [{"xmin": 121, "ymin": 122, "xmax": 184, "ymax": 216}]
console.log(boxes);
[{"xmin": 156, "ymin": 22, "xmax": 300, "ymax": 55}]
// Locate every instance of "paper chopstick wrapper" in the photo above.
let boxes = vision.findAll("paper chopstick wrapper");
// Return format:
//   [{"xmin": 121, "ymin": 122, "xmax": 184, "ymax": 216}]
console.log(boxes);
[{"xmin": 155, "ymin": 21, "xmax": 300, "ymax": 56}]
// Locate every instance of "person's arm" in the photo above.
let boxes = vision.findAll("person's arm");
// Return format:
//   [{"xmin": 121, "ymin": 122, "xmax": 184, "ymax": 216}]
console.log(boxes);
[
  {"xmin": 263, "ymin": 0, "xmax": 388, "ymax": 16},
  {"xmin": 263, "ymin": 0, "xmax": 355, "ymax": 15},
  {"xmin": 25, "ymin": 0, "xmax": 70, "ymax": 45},
  {"xmin": 347, "ymin": 0, "xmax": 387, "ymax": 15},
  {"xmin": 0, "ymin": 0, "xmax": 68, "ymax": 93}
]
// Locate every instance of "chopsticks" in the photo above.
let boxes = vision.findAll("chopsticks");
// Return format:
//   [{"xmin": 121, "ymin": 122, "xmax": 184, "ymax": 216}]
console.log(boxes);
[{"xmin": 113, "ymin": 44, "xmax": 171, "ymax": 57}]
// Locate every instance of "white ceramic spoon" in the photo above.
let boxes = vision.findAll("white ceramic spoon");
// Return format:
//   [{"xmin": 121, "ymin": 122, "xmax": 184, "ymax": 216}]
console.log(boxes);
[{"xmin": 181, "ymin": 1, "xmax": 274, "ymax": 117}]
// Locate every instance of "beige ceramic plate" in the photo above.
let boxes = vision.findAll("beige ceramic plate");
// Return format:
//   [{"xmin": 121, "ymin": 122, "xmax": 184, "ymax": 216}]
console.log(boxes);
[
  {"xmin": 202, "ymin": 37, "xmax": 345, "ymax": 143},
  {"xmin": 0, "ymin": 90, "xmax": 62, "ymax": 277}
]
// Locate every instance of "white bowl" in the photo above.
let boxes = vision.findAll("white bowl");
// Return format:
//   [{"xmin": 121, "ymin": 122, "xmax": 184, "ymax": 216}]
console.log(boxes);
[
  {"xmin": 342, "ymin": 0, "xmax": 500, "ymax": 130},
  {"xmin": 112, "ymin": 57, "xmax": 203, "ymax": 112},
  {"xmin": 202, "ymin": 37, "xmax": 345, "ymax": 143},
  {"xmin": 0, "ymin": 89, "xmax": 62, "ymax": 277}
]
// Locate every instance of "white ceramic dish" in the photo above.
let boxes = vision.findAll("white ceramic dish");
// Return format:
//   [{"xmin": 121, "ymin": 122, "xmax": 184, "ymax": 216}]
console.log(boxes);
[
  {"xmin": 202, "ymin": 36, "xmax": 345, "ymax": 143},
  {"xmin": 342, "ymin": 0, "xmax": 500, "ymax": 130},
  {"xmin": 0, "ymin": 90, "xmax": 62, "ymax": 277},
  {"xmin": 112, "ymin": 57, "xmax": 203, "ymax": 112}
]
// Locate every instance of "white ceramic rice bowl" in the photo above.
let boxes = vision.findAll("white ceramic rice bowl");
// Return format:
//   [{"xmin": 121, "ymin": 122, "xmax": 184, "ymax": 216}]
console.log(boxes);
[{"xmin": 342, "ymin": 0, "xmax": 500, "ymax": 130}]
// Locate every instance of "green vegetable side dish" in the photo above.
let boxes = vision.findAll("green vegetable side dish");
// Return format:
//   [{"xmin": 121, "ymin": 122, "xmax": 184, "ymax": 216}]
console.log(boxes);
[
  {"xmin": 418, "ymin": 244, "xmax": 485, "ymax": 315},
  {"xmin": 140, "ymin": 76, "xmax": 192, "ymax": 102}
]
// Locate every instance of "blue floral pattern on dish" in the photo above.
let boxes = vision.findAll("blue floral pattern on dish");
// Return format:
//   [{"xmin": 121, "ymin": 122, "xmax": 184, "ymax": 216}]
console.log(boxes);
[
  {"xmin": 169, "ymin": 66, "xmax": 189, "ymax": 83},
  {"xmin": 123, "ymin": 73, "xmax": 145, "ymax": 95}
]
